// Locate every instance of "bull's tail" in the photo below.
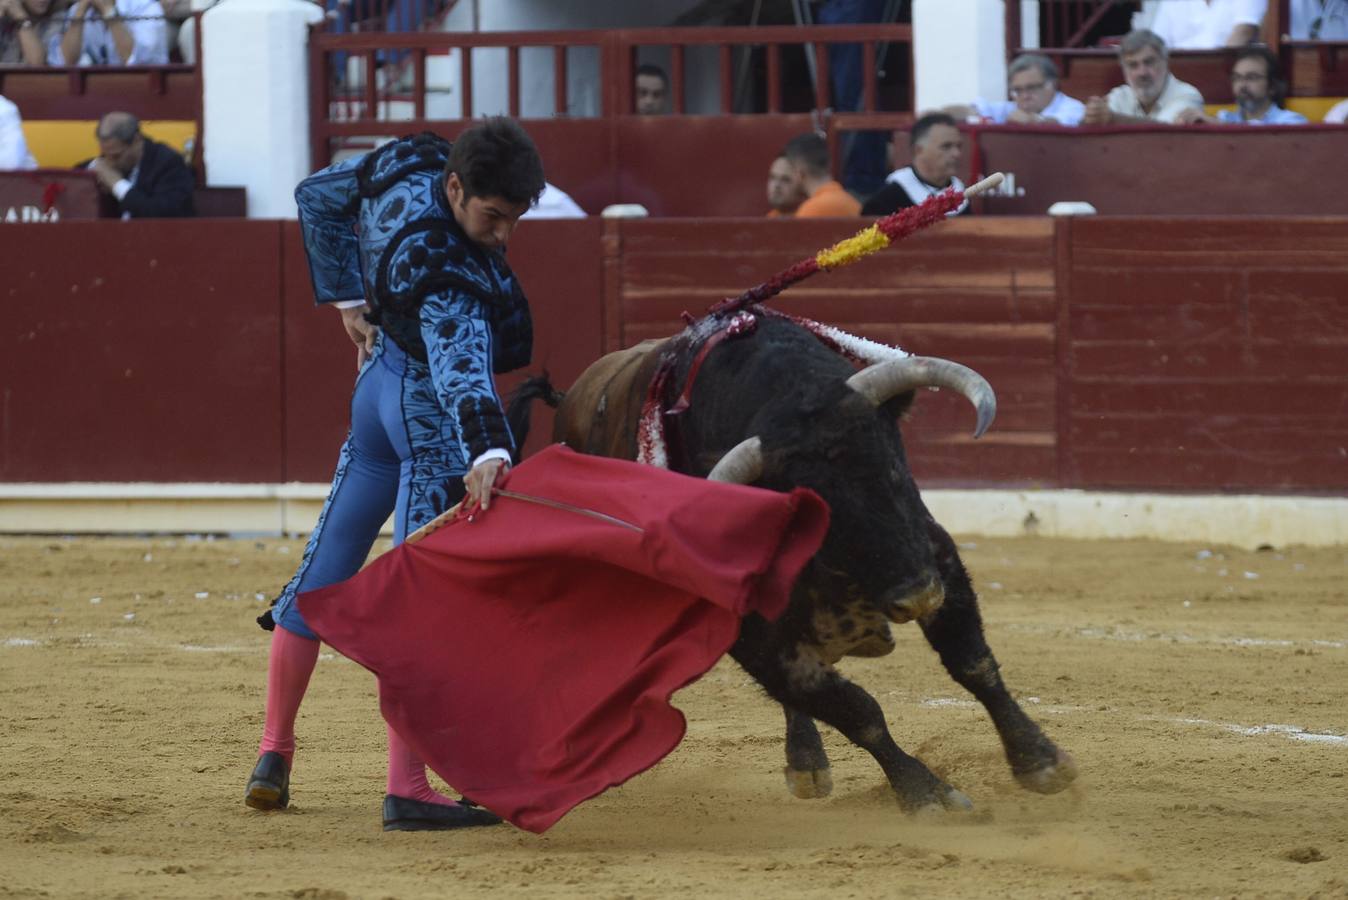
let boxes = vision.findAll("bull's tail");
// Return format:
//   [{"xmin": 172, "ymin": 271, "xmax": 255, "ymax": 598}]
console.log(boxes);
[{"xmin": 505, "ymin": 373, "xmax": 566, "ymax": 455}]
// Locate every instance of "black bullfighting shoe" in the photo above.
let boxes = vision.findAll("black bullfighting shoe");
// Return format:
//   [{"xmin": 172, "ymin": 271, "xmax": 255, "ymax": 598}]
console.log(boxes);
[
  {"xmin": 381, "ymin": 795, "xmax": 504, "ymax": 832},
  {"xmin": 244, "ymin": 751, "xmax": 290, "ymax": 811}
]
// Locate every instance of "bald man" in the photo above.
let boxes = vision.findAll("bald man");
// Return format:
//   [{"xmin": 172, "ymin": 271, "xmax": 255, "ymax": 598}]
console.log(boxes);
[{"xmin": 87, "ymin": 111, "xmax": 194, "ymax": 218}]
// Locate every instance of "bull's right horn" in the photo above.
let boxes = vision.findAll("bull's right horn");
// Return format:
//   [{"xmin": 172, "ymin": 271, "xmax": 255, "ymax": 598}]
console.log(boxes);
[
  {"xmin": 707, "ymin": 436, "xmax": 763, "ymax": 484},
  {"xmin": 846, "ymin": 356, "xmax": 997, "ymax": 438}
]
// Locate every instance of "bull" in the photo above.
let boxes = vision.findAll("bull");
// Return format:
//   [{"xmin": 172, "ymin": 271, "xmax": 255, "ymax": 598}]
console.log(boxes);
[{"xmin": 507, "ymin": 309, "xmax": 1076, "ymax": 812}]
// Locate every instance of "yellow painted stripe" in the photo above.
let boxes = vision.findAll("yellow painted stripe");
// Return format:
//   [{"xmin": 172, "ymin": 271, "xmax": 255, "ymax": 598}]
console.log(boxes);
[
  {"xmin": 20, "ymin": 120, "xmax": 196, "ymax": 167},
  {"xmin": 814, "ymin": 224, "xmax": 891, "ymax": 271}
]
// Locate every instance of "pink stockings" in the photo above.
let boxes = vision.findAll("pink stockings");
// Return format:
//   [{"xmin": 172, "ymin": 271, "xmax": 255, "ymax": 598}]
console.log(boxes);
[
  {"xmin": 259, "ymin": 626, "xmax": 457, "ymax": 806},
  {"xmin": 259, "ymin": 626, "xmax": 319, "ymax": 767}
]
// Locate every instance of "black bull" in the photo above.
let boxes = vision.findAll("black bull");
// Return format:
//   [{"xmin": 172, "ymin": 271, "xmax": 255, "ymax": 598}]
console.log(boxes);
[{"xmin": 507, "ymin": 314, "xmax": 1076, "ymax": 812}]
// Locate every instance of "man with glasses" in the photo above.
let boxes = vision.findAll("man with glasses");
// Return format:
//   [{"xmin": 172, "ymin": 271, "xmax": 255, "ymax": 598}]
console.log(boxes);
[
  {"xmin": 945, "ymin": 53, "xmax": 1085, "ymax": 126},
  {"xmin": 1181, "ymin": 46, "xmax": 1308, "ymax": 124}
]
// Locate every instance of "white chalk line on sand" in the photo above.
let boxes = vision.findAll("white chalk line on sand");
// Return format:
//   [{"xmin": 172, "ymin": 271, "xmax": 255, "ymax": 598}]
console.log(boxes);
[
  {"xmin": 1000, "ymin": 622, "xmax": 1346, "ymax": 651},
  {"xmin": 918, "ymin": 696, "xmax": 1348, "ymax": 747}
]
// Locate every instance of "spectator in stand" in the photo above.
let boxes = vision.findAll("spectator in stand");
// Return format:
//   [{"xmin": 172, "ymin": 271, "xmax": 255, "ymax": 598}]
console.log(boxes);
[
  {"xmin": 1290, "ymin": 0, "xmax": 1348, "ymax": 38},
  {"xmin": 766, "ymin": 154, "xmax": 806, "ymax": 217},
  {"xmin": 86, "ymin": 111, "xmax": 193, "ymax": 217},
  {"xmin": 1325, "ymin": 98, "xmax": 1348, "ymax": 123},
  {"xmin": 944, "ymin": 53, "xmax": 1085, "ymax": 126},
  {"xmin": 53, "ymin": 0, "xmax": 168, "ymax": 65},
  {"xmin": 781, "ymin": 132, "xmax": 860, "ymax": 217},
  {"xmin": 0, "ymin": 94, "xmax": 38, "ymax": 169},
  {"xmin": 861, "ymin": 112, "xmax": 967, "ymax": 217},
  {"xmin": 0, "ymin": 0, "xmax": 61, "ymax": 65},
  {"xmin": 634, "ymin": 64, "xmax": 669, "ymax": 115},
  {"xmin": 1081, "ymin": 30, "xmax": 1204, "ymax": 125},
  {"xmin": 1147, "ymin": 0, "xmax": 1266, "ymax": 49},
  {"xmin": 1186, "ymin": 46, "xmax": 1308, "ymax": 124}
]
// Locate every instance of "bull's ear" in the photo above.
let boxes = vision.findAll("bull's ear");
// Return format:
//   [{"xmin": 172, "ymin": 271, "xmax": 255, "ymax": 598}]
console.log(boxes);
[{"xmin": 880, "ymin": 391, "xmax": 916, "ymax": 421}]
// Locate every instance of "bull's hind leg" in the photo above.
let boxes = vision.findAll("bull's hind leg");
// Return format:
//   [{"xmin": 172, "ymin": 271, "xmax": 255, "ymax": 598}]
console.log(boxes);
[
  {"xmin": 733, "ymin": 623, "xmax": 971, "ymax": 813},
  {"xmin": 920, "ymin": 520, "xmax": 1077, "ymax": 794},
  {"xmin": 783, "ymin": 706, "xmax": 832, "ymax": 798}
]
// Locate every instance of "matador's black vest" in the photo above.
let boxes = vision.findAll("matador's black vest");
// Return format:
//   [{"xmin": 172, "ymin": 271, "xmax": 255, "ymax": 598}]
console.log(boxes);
[{"xmin": 353, "ymin": 132, "xmax": 532, "ymax": 372}]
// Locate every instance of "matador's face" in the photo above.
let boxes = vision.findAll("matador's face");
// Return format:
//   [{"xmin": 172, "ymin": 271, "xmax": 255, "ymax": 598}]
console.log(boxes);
[{"xmin": 444, "ymin": 172, "xmax": 530, "ymax": 250}]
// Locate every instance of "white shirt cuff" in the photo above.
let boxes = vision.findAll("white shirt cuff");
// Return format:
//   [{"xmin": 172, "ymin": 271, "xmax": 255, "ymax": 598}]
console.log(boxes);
[
  {"xmin": 112, "ymin": 179, "xmax": 132, "ymax": 201},
  {"xmin": 472, "ymin": 448, "xmax": 512, "ymax": 470},
  {"xmin": 332, "ymin": 299, "xmax": 366, "ymax": 309}
]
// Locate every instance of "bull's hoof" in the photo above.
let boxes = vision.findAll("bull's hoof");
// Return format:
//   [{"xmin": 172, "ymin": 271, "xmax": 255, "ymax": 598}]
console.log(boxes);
[
  {"xmin": 910, "ymin": 786, "xmax": 974, "ymax": 816},
  {"xmin": 1014, "ymin": 748, "xmax": 1079, "ymax": 795},
  {"xmin": 784, "ymin": 766, "xmax": 833, "ymax": 799}
]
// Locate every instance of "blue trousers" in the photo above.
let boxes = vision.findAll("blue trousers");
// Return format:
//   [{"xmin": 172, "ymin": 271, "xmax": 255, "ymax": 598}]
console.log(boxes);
[{"xmin": 272, "ymin": 334, "xmax": 469, "ymax": 639}]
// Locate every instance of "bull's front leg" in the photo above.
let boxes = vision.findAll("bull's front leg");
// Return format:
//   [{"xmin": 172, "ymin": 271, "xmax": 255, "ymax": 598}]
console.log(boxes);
[
  {"xmin": 782, "ymin": 705, "xmax": 832, "ymax": 798},
  {"xmin": 920, "ymin": 520, "xmax": 1078, "ymax": 794},
  {"xmin": 733, "ymin": 621, "xmax": 972, "ymax": 813}
]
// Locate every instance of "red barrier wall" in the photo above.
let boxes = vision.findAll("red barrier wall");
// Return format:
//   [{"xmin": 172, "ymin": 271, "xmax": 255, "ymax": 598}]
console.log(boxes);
[
  {"xmin": 0, "ymin": 221, "xmax": 284, "ymax": 481},
  {"xmin": 2, "ymin": 216, "xmax": 1345, "ymax": 493}
]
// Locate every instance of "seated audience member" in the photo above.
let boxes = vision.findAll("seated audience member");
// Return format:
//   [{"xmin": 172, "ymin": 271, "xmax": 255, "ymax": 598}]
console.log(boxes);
[
  {"xmin": 521, "ymin": 182, "xmax": 586, "ymax": 219},
  {"xmin": 0, "ymin": 93, "xmax": 38, "ymax": 170},
  {"xmin": 1082, "ymin": 30, "xmax": 1204, "ymax": 125},
  {"xmin": 86, "ymin": 111, "xmax": 194, "ymax": 218},
  {"xmin": 861, "ymin": 113, "xmax": 967, "ymax": 217},
  {"xmin": 1148, "ymin": 0, "xmax": 1265, "ymax": 49},
  {"xmin": 782, "ymin": 133, "xmax": 861, "ymax": 217},
  {"xmin": 1325, "ymin": 98, "xmax": 1348, "ymax": 124},
  {"xmin": 766, "ymin": 154, "xmax": 806, "ymax": 217},
  {"xmin": 1186, "ymin": 46, "xmax": 1308, "ymax": 124},
  {"xmin": 635, "ymin": 64, "xmax": 669, "ymax": 115},
  {"xmin": 945, "ymin": 53, "xmax": 1085, "ymax": 126},
  {"xmin": 53, "ymin": 0, "xmax": 168, "ymax": 65},
  {"xmin": 0, "ymin": 0, "xmax": 61, "ymax": 64},
  {"xmin": 1290, "ymin": 0, "xmax": 1348, "ymax": 38}
]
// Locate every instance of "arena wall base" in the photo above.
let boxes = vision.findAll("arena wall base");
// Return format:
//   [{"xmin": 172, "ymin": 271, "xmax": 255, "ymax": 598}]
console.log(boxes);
[{"xmin": 0, "ymin": 485, "xmax": 1344, "ymax": 549}]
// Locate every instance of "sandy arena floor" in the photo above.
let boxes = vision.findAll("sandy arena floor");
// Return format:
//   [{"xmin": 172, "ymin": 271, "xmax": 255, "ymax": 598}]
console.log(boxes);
[{"xmin": 0, "ymin": 532, "xmax": 1345, "ymax": 899}]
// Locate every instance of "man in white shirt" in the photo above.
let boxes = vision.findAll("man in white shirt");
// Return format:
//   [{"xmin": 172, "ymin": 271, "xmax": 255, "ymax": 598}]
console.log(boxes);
[
  {"xmin": 945, "ymin": 53, "xmax": 1086, "ymax": 127},
  {"xmin": 1290, "ymin": 0, "xmax": 1348, "ymax": 38},
  {"xmin": 1148, "ymin": 0, "xmax": 1266, "ymax": 49},
  {"xmin": 1082, "ymin": 30, "xmax": 1205, "ymax": 125},
  {"xmin": 0, "ymin": 93, "xmax": 37, "ymax": 169},
  {"xmin": 51, "ymin": 0, "xmax": 167, "ymax": 65}
]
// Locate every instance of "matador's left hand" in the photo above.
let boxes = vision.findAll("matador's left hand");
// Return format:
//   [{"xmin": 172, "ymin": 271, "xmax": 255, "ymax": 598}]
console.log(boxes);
[{"xmin": 463, "ymin": 458, "xmax": 506, "ymax": 511}]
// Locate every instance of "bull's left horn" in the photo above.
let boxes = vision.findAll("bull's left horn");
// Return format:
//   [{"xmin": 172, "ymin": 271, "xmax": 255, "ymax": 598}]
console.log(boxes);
[
  {"xmin": 707, "ymin": 437, "xmax": 763, "ymax": 484},
  {"xmin": 846, "ymin": 357, "xmax": 997, "ymax": 438}
]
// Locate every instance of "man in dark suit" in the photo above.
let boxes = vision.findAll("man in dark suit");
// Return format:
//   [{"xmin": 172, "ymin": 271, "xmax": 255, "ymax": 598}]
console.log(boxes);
[{"xmin": 87, "ymin": 111, "xmax": 194, "ymax": 218}]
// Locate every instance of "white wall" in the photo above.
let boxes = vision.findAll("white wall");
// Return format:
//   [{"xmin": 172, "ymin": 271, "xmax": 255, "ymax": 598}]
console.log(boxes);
[
  {"xmin": 202, "ymin": 0, "xmax": 323, "ymax": 218},
  {"xmin": 432, "ymin": 0, "xmax": 733, "ymax": 119},
  {"xmin": 913, "ymin": 0, "xmax": 1007, "ymax": 111}
]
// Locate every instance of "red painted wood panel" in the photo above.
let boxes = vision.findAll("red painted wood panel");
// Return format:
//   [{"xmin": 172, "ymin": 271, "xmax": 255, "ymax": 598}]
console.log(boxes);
[
  {"xmin": 1064, "ymin": 216, "xmax": 1348, "ymax": 492},
  {"xmin": 975, "ymin": 129, "xmax": 1348, "ymax": 216},
  {"xmin": 0, "ymin": 221, "xmax": 284, "ymax": 482},
  {"xmin": 611, "ymin": 217, "xmax": 1060, "ymax": 487}
]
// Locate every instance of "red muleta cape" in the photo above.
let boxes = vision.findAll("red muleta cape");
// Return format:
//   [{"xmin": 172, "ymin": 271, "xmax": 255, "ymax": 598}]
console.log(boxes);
[{"xmin": 297, "ymin": 444, "xmax": 829, "ymax": 833}]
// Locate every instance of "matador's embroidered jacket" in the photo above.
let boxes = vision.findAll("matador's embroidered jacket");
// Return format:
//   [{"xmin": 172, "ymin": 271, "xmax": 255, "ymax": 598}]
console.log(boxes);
[{"xmin": 295, "ymin": 132, "xmax": 531, "ymax": 463}]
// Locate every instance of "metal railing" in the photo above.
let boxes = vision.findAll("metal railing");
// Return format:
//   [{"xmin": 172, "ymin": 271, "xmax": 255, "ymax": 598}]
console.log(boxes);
[{"xmin": 308, "ymin": 23, "xmax": 914, "ymax": 167}]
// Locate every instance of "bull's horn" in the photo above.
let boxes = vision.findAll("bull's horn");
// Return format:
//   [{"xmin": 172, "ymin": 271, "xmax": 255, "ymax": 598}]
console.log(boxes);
[
  {"xmin": 846, "ymin": 356, "xmax": 997, "ymax": 438},
  {"xmin": 707, "ymin": 437, "xmax": 763, "ymax": 484}
]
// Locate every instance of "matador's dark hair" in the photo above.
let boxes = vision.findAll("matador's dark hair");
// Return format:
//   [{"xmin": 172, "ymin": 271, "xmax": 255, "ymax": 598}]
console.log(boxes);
[{"xmin": 445, "ymin": 116, "xmax": 545, "ymax": 207}]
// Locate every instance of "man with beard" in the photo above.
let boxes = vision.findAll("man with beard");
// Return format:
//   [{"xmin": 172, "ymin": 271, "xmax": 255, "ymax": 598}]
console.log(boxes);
[
  {"xmin": 1187, "ymin": 46, "xmax": 1308, "ymax": 124},
  {"xmin": 1082, "ymin": 30, "xmax": 1204, "ymax": 125},
  {"xmin": 765, "ymin": 154, "xmax": 806, "ymax": 217}
]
